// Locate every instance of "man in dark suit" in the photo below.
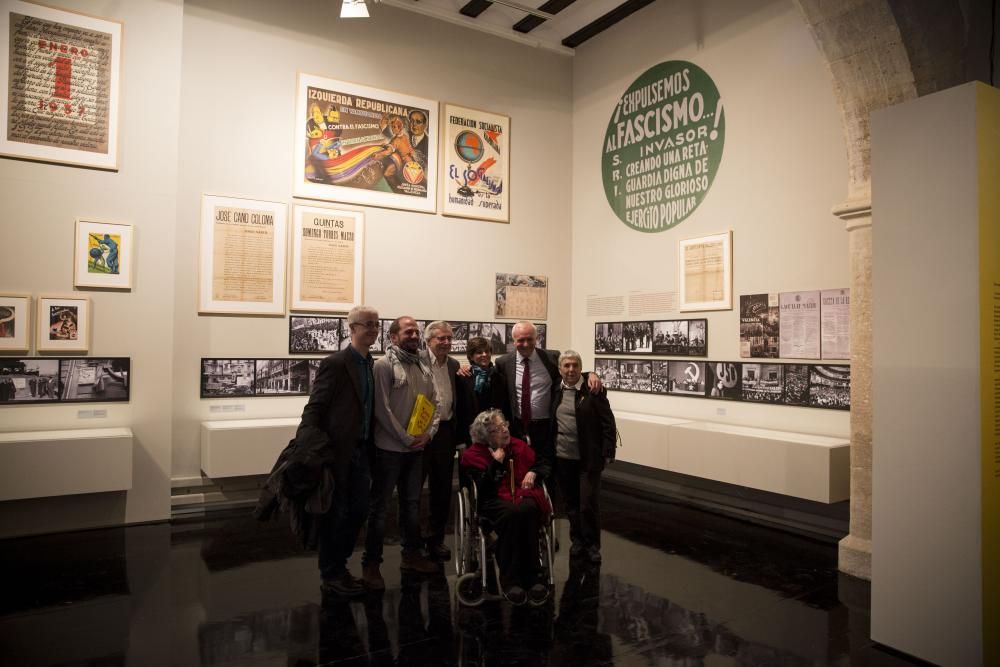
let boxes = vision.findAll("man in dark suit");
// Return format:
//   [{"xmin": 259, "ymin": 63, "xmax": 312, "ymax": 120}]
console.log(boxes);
[
  {"xmin": 295, "ymin": 304, "xmax": 380, "ymax": 597},
  {"xmin": 420, "ymin": 321, "xmax": 460, "ymax": 560}
]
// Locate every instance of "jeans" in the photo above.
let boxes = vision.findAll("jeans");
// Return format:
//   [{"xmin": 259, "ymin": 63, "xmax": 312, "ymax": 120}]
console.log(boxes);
[
  {"xmin": 318, "ymin": 444, "xmax": 371, "ymax": 580},
  {"xmin": 364, "ymin": 448, "xmax": 424, "ymax": 565}
]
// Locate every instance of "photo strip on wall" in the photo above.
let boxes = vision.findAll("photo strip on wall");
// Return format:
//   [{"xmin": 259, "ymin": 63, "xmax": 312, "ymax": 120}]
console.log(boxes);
[
  {"xmin": 595, "ymin": 319, "xmax": 708, "ymax": 357},
  {"xmin": 0, "ymin": 357, "xmax": 131, "ymax": 405}
]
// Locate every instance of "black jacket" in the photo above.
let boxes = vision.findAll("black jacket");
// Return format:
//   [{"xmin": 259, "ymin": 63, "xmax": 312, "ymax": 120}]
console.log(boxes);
[
  {"xmin": 455, "ymin": 364, "xmax": 511, "ymax": 444},
  {"xmin": 550, "ymin": 372, "xmax": 617, "ymax": 472},
  {"xmin": 495, "ymin": 347, "xmax": 560, "ymax": 418}
]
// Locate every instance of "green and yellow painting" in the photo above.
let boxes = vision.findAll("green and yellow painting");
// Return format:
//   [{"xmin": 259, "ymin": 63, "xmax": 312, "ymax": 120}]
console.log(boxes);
[{"xmin": 87, "ymin": 232, "xmax": 121, "ymax": 275}]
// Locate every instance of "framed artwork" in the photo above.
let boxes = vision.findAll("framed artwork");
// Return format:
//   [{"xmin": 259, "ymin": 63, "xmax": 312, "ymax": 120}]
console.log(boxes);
[
  {"xmin": 200, "ymin": 357, "xmax": 313, "ymax": 398},
  {"xmin": 1, "ymin": 2, "xmax": 122, "ymax": 170},
  {"xmin": 36, "ymin": 295, "xmax": 89, "ymax": 353},
  {"xmin": 199, "ymin": 195, "xmax": 287, "ymax": 315},
  {"xmin": 288, "ymin": 315, "xmax": 342, "ymax": 354},
  {"xmin": 293, "ymin": 73, "xmax": 438, "ymax": 213},
  {"xmin": 290, "ymin": 205, "xmax": 364, "ymax": 312},
  {"xmin": 441, "ymin": 103, "xmax": 509, "ymax": 222},
  {"xmin": 74, "ymin": 219, "xmax": 133, "ymax": 289},
  {"xmin": 679, "ymin": 231, "xmax": 732, "ymax": 312},
  {"xmin": 495, "ymin": 273, "xmax": 548, "ymax": 320},
  {"xmin": 0, "ymin": 293, "xmax": 31, "ymax": 352}
]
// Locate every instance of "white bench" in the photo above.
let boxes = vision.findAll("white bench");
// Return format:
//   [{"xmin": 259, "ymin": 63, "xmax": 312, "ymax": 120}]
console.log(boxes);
[
  {"xmin": 0, "ymin": 428, "xmax": 133, "ymax": 501},
  {"xmin": 200, "ymin": 418, "xmax": 298, "ymax": 478},
  {"xmin": 615, "ymin": 411, "xmax": 849, "ymax": 503}
]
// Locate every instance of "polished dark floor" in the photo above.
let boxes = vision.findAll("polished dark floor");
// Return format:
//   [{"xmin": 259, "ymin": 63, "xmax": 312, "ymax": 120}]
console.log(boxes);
[{"xmin": 0, "ymin": 490, "xmax": 928, "ymax": 666}]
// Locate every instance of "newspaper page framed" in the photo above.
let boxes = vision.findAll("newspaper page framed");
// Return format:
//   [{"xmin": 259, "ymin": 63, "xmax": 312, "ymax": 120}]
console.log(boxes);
[
  {"xmin": 36, "ymin": 295, "xmax": 89, "ymax": 353},
  {"xmin": 293, "ymin": 73, "xmax": 438, "ymax": 214},
  {"xmin": 779, "ymin": 290, "xmax": 821, "ymax": 359},
  {"xmin": 679, "ymin": 231, "xmax": 732, "ymax": 312},
  {"xmin": 198, "ymin": 195, "xmax": 287, "ymax": 316},
  {"xmin": 441, "ymin": 103, "xmax": 509, "ymax": 222},
  {"xmin": 290, "ymin": 205, "xmax": 364, "ymax": 313},
  {"xmin": 495, "ymin": 273, "xmax": 548, "ymax": 320},
  {"xmin": 820, "ymin": 288, "xmax": 850, "ymax": 359},
  {"xmin": 0, "ymin": 293, "xmax": 31, "ymax": 352},
  {"xmin": 74, "ymin": 218, "xmax": 133, "ymax": 289},
  {"xmin": 1, "ymin": 2, "xmax": 122, "ymax": 170}
]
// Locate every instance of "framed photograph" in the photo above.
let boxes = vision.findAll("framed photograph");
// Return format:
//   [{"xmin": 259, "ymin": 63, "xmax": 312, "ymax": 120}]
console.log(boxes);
[
  {"xmin": 679, "ymin": 231, "xmax": 732, "ymax": 312},
  {"xmin": 0, "ymin": 293, "xmax": 31, "ymax": 352},
  {"xmin": 200, "ymin": 358, "xmax": 256, "ymax": 398},
  {"xmin": 595, "ymin": 359, "xmax": 620, "ymax": 391},
  {"xmin": 255, "ymin": 359, "xmax": 310, "ymax": 396},
  {"xmin": 441, "ymin": 103, "xmax": 509, "ymax": 222},
  {"xmin": 0, "ymin": 358, "xmax": 60, "ymax": 404},
  {"xmin": 495, "ymin": 273, "xmax": 548, "ymax": 320},
  {"xmin": 808, "ymin": 365, "xmax": 851, "ymax": 410},
  {"xmin": 783, "ymin": 364, "xmax": 810, "ymax": 406},
  {"xmin": 741, "ymin": 363, "xmax": 783, "ymax": 404},
  {"xmin": 706, "ymin": 361, "xmax": 742, "ymax": 399},
  {"xmin": 1, "ymin": 2, "xmax": 122, "ymax": 170},
  {"xmin": 60, "ymin": 357, "xmax": 130, "ymax": 402},
  {"xmin": 667, "ymin": 360, "xmax": 706, "ymax": 396},
  {"xmin": 36, "ymin": 296, "xmax": 89, "ymax": 353},
  {"xmin": 293, "ymin": 73, "xmax": 438, "ymax": 213},
  {"xmin": 199, "ymin": 195, "xmax": 287, "ymax": 315},
  {"xmin": 74, "ymin": 219, "xmax": 133, "ymax": 289},
  {"xmin": 619, "ymin": 359, "xmax": 652, "ymax": 393},
  {"xmin": 290, "ymin": 205, "xmax": 364, "ymax": 312},
  {"xmin": 289, "ymin": 315, "xmax": 341, "ymax": 354}
]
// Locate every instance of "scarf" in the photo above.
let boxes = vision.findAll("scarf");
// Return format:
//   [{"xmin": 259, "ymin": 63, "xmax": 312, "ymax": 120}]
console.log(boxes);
[
  {"xmin": 471, "ymin": 363, "xmax": 495, "ymax": 394},
  {"xmin": 384, "ymin": 344, "xmax": 430, "ymax": 388}
]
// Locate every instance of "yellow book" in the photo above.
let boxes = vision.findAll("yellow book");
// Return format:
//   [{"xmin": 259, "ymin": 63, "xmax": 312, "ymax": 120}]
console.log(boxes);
[{"xmin": 406, "ymin": 393, "xmax": 435, "ymax": 436}]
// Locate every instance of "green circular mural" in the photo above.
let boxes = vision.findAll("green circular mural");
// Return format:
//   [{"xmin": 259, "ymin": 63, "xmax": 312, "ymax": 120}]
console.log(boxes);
[{"xmin": 602, "ymin": 61, "xmax": 725, "ymax": 232}]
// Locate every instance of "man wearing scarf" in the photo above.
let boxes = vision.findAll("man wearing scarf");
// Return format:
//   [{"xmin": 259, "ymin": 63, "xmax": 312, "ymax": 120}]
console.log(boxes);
[{"xmin": 363, "ymin": 316, "xmax": 441, "ymax": 591}]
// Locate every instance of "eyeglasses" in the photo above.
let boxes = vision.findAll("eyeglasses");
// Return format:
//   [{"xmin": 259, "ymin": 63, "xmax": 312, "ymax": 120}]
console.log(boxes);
[
  {"xmin": 432, "ymin": 335, "xmax": 453, "ymax": 342},
  {"xmin": 410, "ymin": 117, "xmax": 426, "ymax": 125},
  {"xmin": 350, "ymin": 320, "xmax": 380, "ymax": 329}
]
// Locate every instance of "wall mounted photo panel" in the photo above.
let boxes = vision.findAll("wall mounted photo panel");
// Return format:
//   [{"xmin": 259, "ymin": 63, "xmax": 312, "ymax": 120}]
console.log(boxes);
[
  {"xmin": 495, "ymin": 273, "xmax": 547, "ymax": 320},
  {"xmin": 667, "ymin": 360, "xmax": 706, "ymax": 396},
  {"xmin": 596, "ymin": 319, "xmax": 707, "ymax": 357},
  {"xmin": 290, "ymin": 205, "xmax": 364, "ymax": 312},
  {"xmin": 441, "ymin": 103, "xmax": 509, "ymax": 222},
  {"xmin": 255, "ymin": 359, "xmax": 310, "ymax": 396},
  {"xmin": 619, "ymin": 359, "xmax": 652, "ymax": 393},
  {"xmin": 783, "ymin": 364, "xmax": 810, "ymax": 406},
  {"xmin": 288, "ymin": 315, "xmax": 341, "ymax": 353},
  {"xmin": 679, "ymin": 231, "xmax": 732, "ymax": 312},
  {"xmin": 293, "ymin": 73, "xmax": 438, "ymax": 213},
  {"xmin": 741, "ymin": 363, "xmax": 784, "ymax": 403},
  {"xmin": 0, "ymin": 358, "xmax": 59, "ymax": 403},
  {"xmin": 201, "ymin": 358, "xmax": 255, "ymax": 398},
  {"xmin": 651, "ymin": 361, "xmax": 671, "ymax": 394},
  {"xmin": 594, "ymin": 358, "xmax": 620, "ymax": 390},
  {"xmin": 1, "ymin": 2, "xmax": 122, "ymax": 170},
  {"xmin": 705, "ymin": 361, "xmax": 742, "ymax": 399},
  {"xmin": 199, "ymin": 195, "xmax": 287, "ymax": 315},
  {"xmin": 74, "ymin": 218, "xmax": 133, "ymax": 289},
  {"xmin": 808, "ymin": 365, "xmax": 851, "ymax": 410},
  {"xmin": 450, "ymin": 321, "xmax": 469, "ymax": 353},
  {"xmin": 0, "ymin": 357, "xmax": 130, "ymax": 405},
  {"xmin": 0, "ymin": 293, "xmax": 31, "ymax": 352},
  {"xmin": 36, "ymin": 296, "xmax": 89, "ymax": 353}
]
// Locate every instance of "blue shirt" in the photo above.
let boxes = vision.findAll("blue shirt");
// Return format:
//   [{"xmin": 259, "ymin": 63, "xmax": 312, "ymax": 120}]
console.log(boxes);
[{"xmin": 348, "ymin": 344, "xmax": 374, "ymax": 441}]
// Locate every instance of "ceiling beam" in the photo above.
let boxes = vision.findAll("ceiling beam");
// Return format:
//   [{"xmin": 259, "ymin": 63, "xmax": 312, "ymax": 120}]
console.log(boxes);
[
  {"xmin": 561, "ymin": 0, "xmax": 656, "ymax": 48},
  {"xmin": 512, "ymin": 0, "xmax": 577, "ymax": 34}
]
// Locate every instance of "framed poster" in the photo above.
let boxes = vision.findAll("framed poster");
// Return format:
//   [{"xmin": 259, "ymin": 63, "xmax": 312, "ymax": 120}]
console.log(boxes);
[
  {"xmin": 0, "ymin": 293, "xmax": 31, "ymax": 352},
  {"xmin": 37, "ymin": 295, "xmax": 89, "ymax": 352},
  {"xmin": 679, "ymin": 231, "xmax": 732, "ymax": 312},
  {"xmin": 293, "ymin": 73, "xmax": 438, "ymax": 213},
  {"xmin": 495, "ymin": 273, "xmax": 548, "ymax": 320},
  {"xmin": 441, "ymin": 103, "xmax": 509, "ymax": 222},
  {"xmin": 290, "ymin": 205, "xmax": 364, "ymax": 312},
  {"xmin": 1, "ymin": 2, "xmax": 122, "ymax": 170},
  {"xmin": 739, "ymin": 293, "xmax": 779, "ymax": 358},
  {"xmin": 199, "ymin": 195, "xmax": 287, "ymax": 315},
  {"xmin": 820, "ymin": 288, "xmax": 850, "ymax": 359},
  {"xmin": 74, "ymin": 219, "xmax": 133, "ymax": 289},
  {"xmin": 779, "ymin": 290, "xmax": 821, "ymax": 359}
]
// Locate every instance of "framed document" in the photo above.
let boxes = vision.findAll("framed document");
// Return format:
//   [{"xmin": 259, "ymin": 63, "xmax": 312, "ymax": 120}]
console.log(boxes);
[
  {"xmin": 1, "ymin": 2, "xmax": 122, "ymax": 170},
  {"xmin": 441, "ymin": 103, "xmax": 509, "ymax": 222},
  {"xmin": 779, "ymin": 290, "xmax": 821, "ymax": 359},
  {"xmin": 199, "ymin": 195, "xmax": 287, "ymax": 316},
  {"xmin": 0, "ymin": 293, "xmax": 31, "ymax": 352},
  {"xmin": 293, "ymin": 73, "xmax": 437, "ymax": 213},
  {"xmin": 74, "ymin": 219, "xmax": 133, "ymax": 289},
  {"xmin": 495, "ymin": 273, "xmax": 548, "ymax": 320},
  {"xmin": 290, "ymin": 205, "xmax": 364, "ymax": 313},
  {"xmin": 37, "ymin": 295, "xmax": 89, "ymax": 353},
  {"xmin": 820, "ymin": 288, "xmax": 850, "ymax": 359},
  {"xmin": 679, "ymin": 231, "xmax": 732, "ymax": 312}
]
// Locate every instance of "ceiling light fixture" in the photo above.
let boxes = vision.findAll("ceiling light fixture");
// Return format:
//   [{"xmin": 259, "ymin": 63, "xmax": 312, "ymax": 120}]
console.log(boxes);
[{"xmin": 340, "ymin": 0, "xmax": 371, "ymax": 19}]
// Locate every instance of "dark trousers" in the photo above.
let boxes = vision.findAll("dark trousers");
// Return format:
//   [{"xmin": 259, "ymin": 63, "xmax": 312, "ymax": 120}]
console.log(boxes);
[
  {"xmin": 481, "ymin": 497, "xmax": 541, "ymax": 589},
  {"xmin": 422, "ymin": 419, "xmax": 456, "ymax": 546},
  {"xmin": 554, "ymin": 458, "xmax": 602, "ymax": 550},
  {"xmin": 364, "ymin": 448, "xmax": 424, "ymax": 565},
  {"xmin": 318, "ymin": 444, "xmax": 371, "ymax": 580},
  {"xmin": 512, "ymin": 417, "xmax": 552, "ymax": 452}
]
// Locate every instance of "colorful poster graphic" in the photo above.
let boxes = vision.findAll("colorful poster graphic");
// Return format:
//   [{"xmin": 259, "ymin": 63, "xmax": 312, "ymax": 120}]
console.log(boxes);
[
  {"xmin": 602, "ymin": 60, "xmax": 725, "ymax": 232},
  {"xmin": 293, "ymin": 74, "xmax": 437, "ymax": 213},
  {"xmin": 442, "ymin": 104, "xmax": 509, "ymax": 222}
]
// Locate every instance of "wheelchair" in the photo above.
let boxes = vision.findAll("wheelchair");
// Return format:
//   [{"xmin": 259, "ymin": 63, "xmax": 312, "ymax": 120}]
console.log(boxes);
[{"xmin": 453, "ymin": 479, "xmax": 556, "ymax": 607}]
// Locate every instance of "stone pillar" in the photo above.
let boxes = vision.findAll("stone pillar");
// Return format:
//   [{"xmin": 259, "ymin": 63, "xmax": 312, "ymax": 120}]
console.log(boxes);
[{"xmin": 833, "ymin": 198, "xmax": 872, "ymax": 581}]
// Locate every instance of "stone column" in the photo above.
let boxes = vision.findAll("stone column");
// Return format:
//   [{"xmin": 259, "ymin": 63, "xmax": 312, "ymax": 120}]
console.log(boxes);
[{"xmin": 833, "ymin": 198, "xmax": 872, "ymax": 581}]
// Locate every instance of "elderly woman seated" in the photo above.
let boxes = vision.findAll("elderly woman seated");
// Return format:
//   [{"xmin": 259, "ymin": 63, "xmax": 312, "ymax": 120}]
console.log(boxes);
[{"xmin": 460, "ymin": 409, "xmax": 552, "ymax": 605}]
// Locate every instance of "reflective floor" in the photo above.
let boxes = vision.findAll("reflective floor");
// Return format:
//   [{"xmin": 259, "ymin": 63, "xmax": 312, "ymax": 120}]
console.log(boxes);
[{"xmin": 0, "ymin": 490, "xmax": 927, "ymax": 666}]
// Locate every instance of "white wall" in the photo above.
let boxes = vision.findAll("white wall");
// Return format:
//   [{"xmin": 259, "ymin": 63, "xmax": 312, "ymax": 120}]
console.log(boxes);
[
  {"xmin": 569, "ymin": 0, "xmax": 851, "ymax": 444},
  {"xmin": 0, "ymin": 0, "xmax": 184, "ymax": 536}
]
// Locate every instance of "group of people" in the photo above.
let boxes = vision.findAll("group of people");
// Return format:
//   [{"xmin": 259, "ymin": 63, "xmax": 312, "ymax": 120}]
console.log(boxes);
[{"xmin": 296, "ymin": 305, "xmax": 617, "ymax": 606}]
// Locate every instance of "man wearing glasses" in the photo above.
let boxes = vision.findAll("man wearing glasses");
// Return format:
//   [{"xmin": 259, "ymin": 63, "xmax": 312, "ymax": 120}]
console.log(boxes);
[
  {"xmin": 420, "ymin": 321, "xmax": 459, "ymax": 561},
  {"xmin": 407, "ymin": 109, "xmax": 429, "ymax": 164}
]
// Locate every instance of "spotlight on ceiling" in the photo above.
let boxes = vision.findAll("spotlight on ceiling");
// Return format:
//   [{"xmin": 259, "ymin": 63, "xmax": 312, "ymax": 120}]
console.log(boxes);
[{"xmin": 340, "ymin": 0, "xmax": 370, "ymax": 19}]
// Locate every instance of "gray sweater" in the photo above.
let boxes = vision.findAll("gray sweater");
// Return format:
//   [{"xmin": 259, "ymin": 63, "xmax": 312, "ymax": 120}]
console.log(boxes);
[{"xmin": 373, "ymin": 354, "xmax": 440, "ymax": 453}]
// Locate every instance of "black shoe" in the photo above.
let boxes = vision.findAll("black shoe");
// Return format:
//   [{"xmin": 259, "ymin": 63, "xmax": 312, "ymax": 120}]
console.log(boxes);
[
  {"xmin": 528, "ymin": 583, "xmax": 549, "ymax": 605},
  {"xmin": 321, "ymin": 572, "xmax": 365, "ymax": 597},
  {"xmin": 569, "ymin": 543, "xmax": 585, "ymax": 559},
  {"xmin": 428, "ymin": 542, "xmax": 451, "ymax": 561},
  {"xmin": 504, "ymin": 585, "xmax": 527, "ymax": 605},
  {"xmin": 587, "ymin": 546, "xmax": 602, "ymax": 564}
]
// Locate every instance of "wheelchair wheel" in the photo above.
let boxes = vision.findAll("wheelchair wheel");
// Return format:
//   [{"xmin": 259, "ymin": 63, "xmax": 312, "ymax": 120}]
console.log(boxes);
[
  {"xmin": 455, "ymin": 487, "xmax": 478, "ymax": 576},
  {"xmin": 456, "ymin": 572, "xmax": 486, "ymax": 607}
]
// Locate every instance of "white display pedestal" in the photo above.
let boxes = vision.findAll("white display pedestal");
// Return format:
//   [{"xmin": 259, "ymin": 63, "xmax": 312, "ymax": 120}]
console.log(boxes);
[
  {"xmin": 200, "ymin": 418, "xmax": 298, "ymax": 478},
  {"xmin": 871, "ymin": 81, "xmax": 999, "ymax": 666}
]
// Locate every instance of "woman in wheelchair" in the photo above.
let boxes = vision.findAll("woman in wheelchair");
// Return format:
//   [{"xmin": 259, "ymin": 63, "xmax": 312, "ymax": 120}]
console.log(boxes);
[{"xmin": 460, "ymin": 409, "xmax": 552, "ymax": 605}]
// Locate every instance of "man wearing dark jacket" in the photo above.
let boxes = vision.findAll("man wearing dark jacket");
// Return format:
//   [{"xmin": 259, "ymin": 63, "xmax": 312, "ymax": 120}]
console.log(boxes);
[
  {"xmin": 551, "ymin": 349, "xmax": 617, "ymax": 564},
  {"xmin": 296, "ymin": 304, "xmax": 380, "ymax": 597}
]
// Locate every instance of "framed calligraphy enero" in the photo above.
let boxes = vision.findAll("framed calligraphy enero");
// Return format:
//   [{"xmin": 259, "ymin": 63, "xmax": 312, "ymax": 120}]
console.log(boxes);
[{"xmin": 1, "ymin": 2, "xmax": 122, "ymax": 170}]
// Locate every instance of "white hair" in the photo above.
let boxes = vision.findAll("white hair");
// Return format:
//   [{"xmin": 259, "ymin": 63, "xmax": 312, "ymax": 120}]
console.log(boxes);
[
  {"xmin": 346, "ymin": 305, "xmax": 378, "ymax": 326},
  {"xmin": 424, "ymin": 320, "xmax": 453, "ymax": 341}
]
